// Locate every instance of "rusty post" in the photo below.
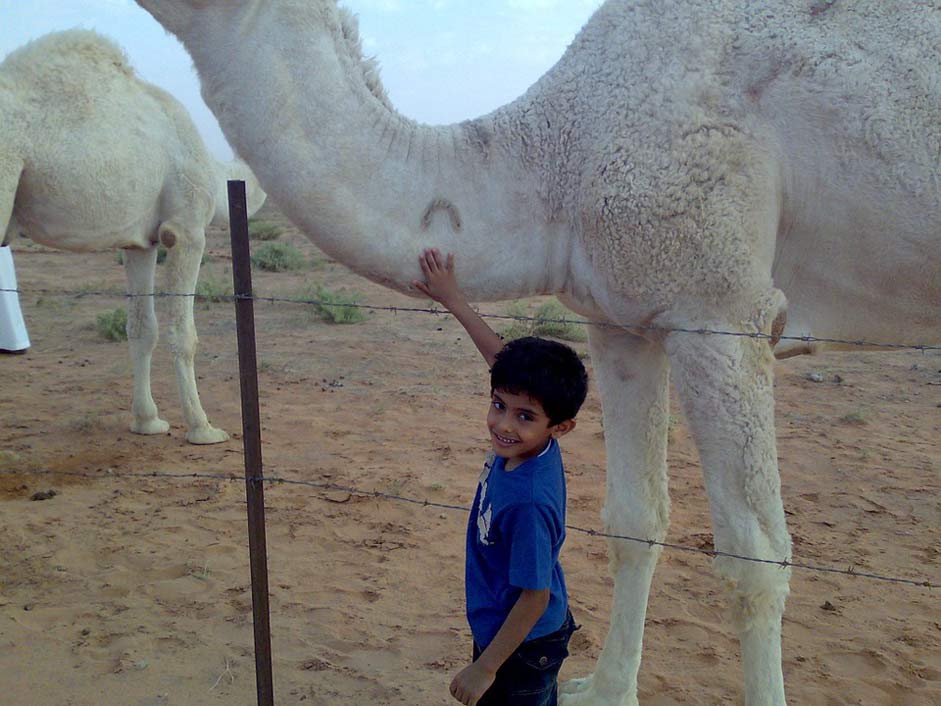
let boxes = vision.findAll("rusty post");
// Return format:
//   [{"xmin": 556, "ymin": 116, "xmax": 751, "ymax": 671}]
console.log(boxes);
[{"xmin": 227, "ymin": 179, "xmax": 275, "ymax": 706}]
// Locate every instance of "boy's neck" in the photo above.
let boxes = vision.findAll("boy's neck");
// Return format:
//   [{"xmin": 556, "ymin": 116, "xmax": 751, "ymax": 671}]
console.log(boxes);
[{"xmin": 502, "ymin": 438, "xmax": 553, "ymax": 471}]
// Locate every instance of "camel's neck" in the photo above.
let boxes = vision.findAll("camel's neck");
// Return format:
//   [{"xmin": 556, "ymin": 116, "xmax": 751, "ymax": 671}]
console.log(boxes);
[{"xmin": 153, "ymin": 3, "xmax": 573, "ymax": 301}]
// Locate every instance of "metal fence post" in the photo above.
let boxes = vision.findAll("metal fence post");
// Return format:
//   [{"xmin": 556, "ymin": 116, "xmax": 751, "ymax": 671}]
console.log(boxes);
[{"xmin": 227, "ymin": 179, "xmax": 275, "ymax": 706}]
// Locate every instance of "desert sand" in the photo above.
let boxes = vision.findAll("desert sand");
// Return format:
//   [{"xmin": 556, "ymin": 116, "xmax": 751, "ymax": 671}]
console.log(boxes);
[{"xmin": 1, "ymin": 203, "xmax": 938, "ymax": 706}]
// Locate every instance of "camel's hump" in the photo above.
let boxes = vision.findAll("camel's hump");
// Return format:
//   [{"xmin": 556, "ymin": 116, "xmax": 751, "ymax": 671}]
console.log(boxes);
[{"xmin": 0, "ymin": 29, "xmax": 136, "ymax": 86}]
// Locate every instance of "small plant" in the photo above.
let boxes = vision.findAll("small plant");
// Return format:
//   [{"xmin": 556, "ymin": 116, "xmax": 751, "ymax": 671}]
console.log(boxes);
[
  {"xmin": 498, "ymin": 299, "xmax": 588, "ymax": 342},
  {"xmin": 248, "ymin": 219, "xmax": 284, "ymax": 241},
  {"xmin": 69, "ymin": 413, "xmax": 99, "ymax": 432},
  {"xmin": 0, "ymin": 450, "xmax": 21, "ymax": 468},
  {"xmin": 252, "ymin": 242, "xmax": 305, "ymax": 272},
  {"xmin": 96, "ymin": 308, "xmax": 128, "ymax": 341},
  {"xmin": 188, "ymin": 560, "xmax": 212, "ymax": 581},
  {"xmin": 840, "ymin": 411, "xmax": 867, "ymax": 425},
  {"xmin": 309, "ymin": 285, "xmax": 367, "ymax": 324},
  {"xmin": 498, "ymin": 301, "xmax": 533, "ymax": 341},
  {"xmin": 196, "ymin": 273, "xmax": 234, "ymax": 305},
  {"xmin": 532, "ymin": 299, "xmax": 588, "ymax": 342}
]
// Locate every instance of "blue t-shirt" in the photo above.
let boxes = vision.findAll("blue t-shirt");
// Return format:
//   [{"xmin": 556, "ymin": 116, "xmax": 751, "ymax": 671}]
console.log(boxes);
[{"xmin": 465, "ymin": 439, "xmax": 568, "ymax": 649}]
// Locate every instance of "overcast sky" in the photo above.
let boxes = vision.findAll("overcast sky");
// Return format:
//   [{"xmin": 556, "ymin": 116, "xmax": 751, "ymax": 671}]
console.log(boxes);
[{"xmin": 1, "ymin": 0, "xmax": 603, "ymax": 160}]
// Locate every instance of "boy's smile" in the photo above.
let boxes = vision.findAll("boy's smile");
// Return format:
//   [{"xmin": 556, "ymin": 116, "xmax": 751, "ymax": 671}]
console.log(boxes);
[{"xmin": 487, "ymin": 389, "xmax": 575, "ymax": 470}]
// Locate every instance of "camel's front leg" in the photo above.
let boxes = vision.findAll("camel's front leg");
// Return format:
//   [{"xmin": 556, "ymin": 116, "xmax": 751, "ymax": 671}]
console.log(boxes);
[
  {"xmin": 667, "ymin": 326, "xmax": 790, "ymax": 706},
  {"xmin": 561, "ymin": 327, "xmax": 671, "ymax": 706},
  {"xmin": 159, "ymin": 222, "xmax": 228, "ymax": 444},
  {"xmin": 123, "ymin": 247, "xmax": 170, "ymax": 435}
]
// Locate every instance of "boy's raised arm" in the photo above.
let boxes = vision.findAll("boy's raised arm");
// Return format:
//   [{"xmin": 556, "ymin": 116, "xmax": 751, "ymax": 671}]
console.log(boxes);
[{"xmin": 412, "ymin": 249, "xmax": 504, "ymax": 368}]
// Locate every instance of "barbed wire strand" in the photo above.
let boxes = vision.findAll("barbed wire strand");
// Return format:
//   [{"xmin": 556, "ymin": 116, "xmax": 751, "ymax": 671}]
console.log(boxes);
[
  {"xmin": 4, "ymin": 286, "xmax": 940, "ymax": 352},
  {"xmin": 2, "ymin": 467, "xmax": 935, "ymax": 589}
]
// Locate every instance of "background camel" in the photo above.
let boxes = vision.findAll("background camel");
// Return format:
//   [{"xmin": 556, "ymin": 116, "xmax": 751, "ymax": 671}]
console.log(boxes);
[
  {"xmin": 0, "ymin": 29, "xmax": 266, "ymax": 445},
  {"xmin": 133, "ymin": 0, "xmax": 940, "ymax": 704}
]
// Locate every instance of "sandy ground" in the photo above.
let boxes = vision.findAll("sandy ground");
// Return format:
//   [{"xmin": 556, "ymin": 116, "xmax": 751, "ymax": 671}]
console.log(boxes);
[{"xmin": 1, "ymin": 203, "xmax": 938, "ymax": 706}]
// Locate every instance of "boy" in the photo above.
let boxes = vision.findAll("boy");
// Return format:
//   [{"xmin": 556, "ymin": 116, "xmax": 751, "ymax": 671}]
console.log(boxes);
[{"xmin": 413, "ymin": 249, "xmax": 588, "ymax": 706}]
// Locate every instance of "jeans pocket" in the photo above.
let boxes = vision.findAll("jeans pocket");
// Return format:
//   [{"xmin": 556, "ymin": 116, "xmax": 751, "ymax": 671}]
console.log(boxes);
[
  {"xmin": 516, "ymin": 646, "xmax": 567, "ymax": 673},
  {"xmin": 515, "ymin": 621, "xmax": 574, "ymax": 672}
]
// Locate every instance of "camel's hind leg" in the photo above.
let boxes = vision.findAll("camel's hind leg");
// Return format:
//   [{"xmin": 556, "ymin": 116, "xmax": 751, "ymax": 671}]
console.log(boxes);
[
  {"xmin": 158, "ymin": 221, "xmax": 228, "ymax": 445},
  {"xmin": 666, "ymin": 319, "xmax": 790, "ymax": 706},
  {"xmin": 561, "ymin": 327, "xmax": 671, "ymax": 706},
  {"xmin": 123, "ymin": 246, "xmax": 170, "ymax": 435}
]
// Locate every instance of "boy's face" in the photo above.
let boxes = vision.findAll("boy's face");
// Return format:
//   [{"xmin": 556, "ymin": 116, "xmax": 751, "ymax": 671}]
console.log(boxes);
[{"xmin": 487, "ymin": 388, "xmax": 575, "ymax": 470}]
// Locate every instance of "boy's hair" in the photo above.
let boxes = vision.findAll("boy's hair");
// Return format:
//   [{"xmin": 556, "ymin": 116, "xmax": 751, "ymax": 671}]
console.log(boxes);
[{"xmin": 490, "ymin": 336, "xmax": 588, "ymax": 424}]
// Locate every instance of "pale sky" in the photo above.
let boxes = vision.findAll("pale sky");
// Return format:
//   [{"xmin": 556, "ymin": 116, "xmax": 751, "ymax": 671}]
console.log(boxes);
[{"xmin": 0, "ymin": 0, "xmax": 603, "ymax": 159}]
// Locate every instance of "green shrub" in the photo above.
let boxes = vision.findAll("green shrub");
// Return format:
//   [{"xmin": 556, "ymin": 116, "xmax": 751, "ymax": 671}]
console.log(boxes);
[
  {"xmin": 196, "ymin": 273, "xmax": 233, "ymax": 304},
  {"xmin": 252, "ymin": 242, "xmax": 305, "ymax": 272},
  {"xmin": 532, "ymin": 299, "xmax": 588, "ymax": 342},
  {"xmin": 248, "ymin": 219, "xmax": 284, "ymax": 241},
  {"xmin": 497, "ymin": 299, "xmax": 587, "ymax": 343},
  {"xmin": 96, "ymin": 308, "xmax": 128, "ymax": 341},
  {"xmin": 309, "ymin": 285, "xmax": 367, "ymax": 324},
  {"xmin": 498, "ymin": 301, "xmax": 533, "ymax": 341}
]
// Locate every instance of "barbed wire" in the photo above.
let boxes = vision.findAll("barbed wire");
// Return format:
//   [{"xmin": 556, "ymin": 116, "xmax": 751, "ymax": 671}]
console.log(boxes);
[
  {"xmin": 3, "ymin": 286, "xmax": 939, "ymax": 352},
  {"xmin": 2, "ymin": 466, "xmax": 935, "ymax": 589}
]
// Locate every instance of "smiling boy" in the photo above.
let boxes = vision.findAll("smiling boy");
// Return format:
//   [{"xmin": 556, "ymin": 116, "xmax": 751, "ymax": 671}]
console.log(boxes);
[{"xmin": 414, "ymin": 249, "xmax": 588, "ymax": 706}]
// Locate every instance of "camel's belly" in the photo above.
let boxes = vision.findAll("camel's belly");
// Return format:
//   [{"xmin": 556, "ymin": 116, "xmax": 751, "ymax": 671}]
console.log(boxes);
[
  {"xmin": 773, "ymin": 208, "xmax": 940, "ymax": 351},
  {"xmin": 14, "ymin": 200, "xmax": 158, "ymax": 252},
  {"xmin": 14, "ymin": 154, "xmax": 163, "ymax": 251}
]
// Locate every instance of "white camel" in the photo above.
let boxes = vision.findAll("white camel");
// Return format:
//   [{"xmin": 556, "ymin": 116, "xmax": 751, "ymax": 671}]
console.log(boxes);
[
  {"xmin": 0, "ymin": 29, "xmax": 266, "ymax": 445},
  {"xmin": 134, "ymin": 0, "xmax": 940, "ymax": 703}
]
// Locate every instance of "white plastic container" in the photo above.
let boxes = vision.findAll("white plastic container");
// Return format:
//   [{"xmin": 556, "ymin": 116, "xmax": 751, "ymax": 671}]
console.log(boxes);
[{"xmin": 0, "ymin": 245, "xmax": 30, "ymax": 352}]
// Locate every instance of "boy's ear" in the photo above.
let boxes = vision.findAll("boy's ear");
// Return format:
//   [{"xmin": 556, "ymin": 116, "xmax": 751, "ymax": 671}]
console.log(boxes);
[{"xmin": 550, "ymin": 418, "xmax": 576, "ymax": 438}]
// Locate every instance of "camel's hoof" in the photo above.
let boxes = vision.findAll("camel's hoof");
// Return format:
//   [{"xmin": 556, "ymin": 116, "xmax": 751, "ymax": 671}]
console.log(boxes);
[
  {"xmin": 130, "ymin": 417, "xmax": 171, "ymax": 435},
  {"xmin": 185, "ymin": 426, "xmax": 229, "ymax": 445},
  {"xmin": 560, "ymin": 676, "xmax": 593, "ymax": 695},
  {"xmin": 559, "ymin": 676, "xmax": 594, "ymax": 706},
  {"xmin": 560, "ymin": 691, "xmax": 630, "ymax": 706},
  {"xmin": 559, "ymin": 675, "xmax": 637, "ymax": 706}
]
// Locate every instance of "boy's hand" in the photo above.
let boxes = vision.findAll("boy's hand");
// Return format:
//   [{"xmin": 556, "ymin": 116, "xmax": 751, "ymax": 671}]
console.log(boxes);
[
  {"xmin": 449, "ymin": 661, "xmax": 496, "ymax": 706},
  {"xmin": 412, "ymin": 248, "xmax": 462, "ymax": 308}
]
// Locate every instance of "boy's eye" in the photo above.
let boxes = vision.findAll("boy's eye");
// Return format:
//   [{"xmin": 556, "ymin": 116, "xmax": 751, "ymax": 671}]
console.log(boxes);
[
  {"xmin": 492, "ymin": 400, "xmax": 505, "ymax": 410},
  {"xmin": 518, "ymin": 413, "xmax": 534, "ymax": 422}
]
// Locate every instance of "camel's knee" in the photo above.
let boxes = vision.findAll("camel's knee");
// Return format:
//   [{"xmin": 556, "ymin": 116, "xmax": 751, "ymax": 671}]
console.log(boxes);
[
  {"xmin": 167, "ymin": 323, "xmax": 198, "ymax": 359},
  {"xmin": 603, "ymin": 503, "xmax": 669, "ymax": 569},
  {"xmin": 714, "ymin": 555, "xmax": 790, "ymax": 632},
  {"xmin": 125, "ymin": 304, "xmax": 158, "ymax": 345}
]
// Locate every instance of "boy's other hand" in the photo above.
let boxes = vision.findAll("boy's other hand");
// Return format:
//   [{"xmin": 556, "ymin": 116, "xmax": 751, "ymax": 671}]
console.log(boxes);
[
  {"xmin": 449, "ymin": 661, "xmax": 496, "ymax": 706},
  {"xmin": 412, "ymin": 248, "xmax": 462, "ymax": 308}
]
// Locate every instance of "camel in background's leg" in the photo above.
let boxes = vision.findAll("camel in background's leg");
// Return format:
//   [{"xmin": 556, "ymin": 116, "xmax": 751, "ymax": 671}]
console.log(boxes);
[
  {"xmin": 156, "ymin": 221, "xmax": 228, "ymax": 445},
  {"xmin": 122, "ymin": 246, "xmax": 168, "ymax": 435}
]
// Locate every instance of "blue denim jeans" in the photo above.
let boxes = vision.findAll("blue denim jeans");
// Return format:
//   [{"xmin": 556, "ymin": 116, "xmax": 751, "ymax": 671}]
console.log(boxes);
[{"xmin": 472, "ymin": 610, "xmax": 578, "ymax": 706}]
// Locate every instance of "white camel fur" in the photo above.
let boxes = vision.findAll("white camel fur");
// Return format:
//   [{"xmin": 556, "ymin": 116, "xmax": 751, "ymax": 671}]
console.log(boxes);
[
  {"xmin": 0, "ymin": 30, "xmax": 266, "ymax": 444},
  {"xmin": 135, "ymin": 0, "xmax": 940, "ymax": 703}
]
